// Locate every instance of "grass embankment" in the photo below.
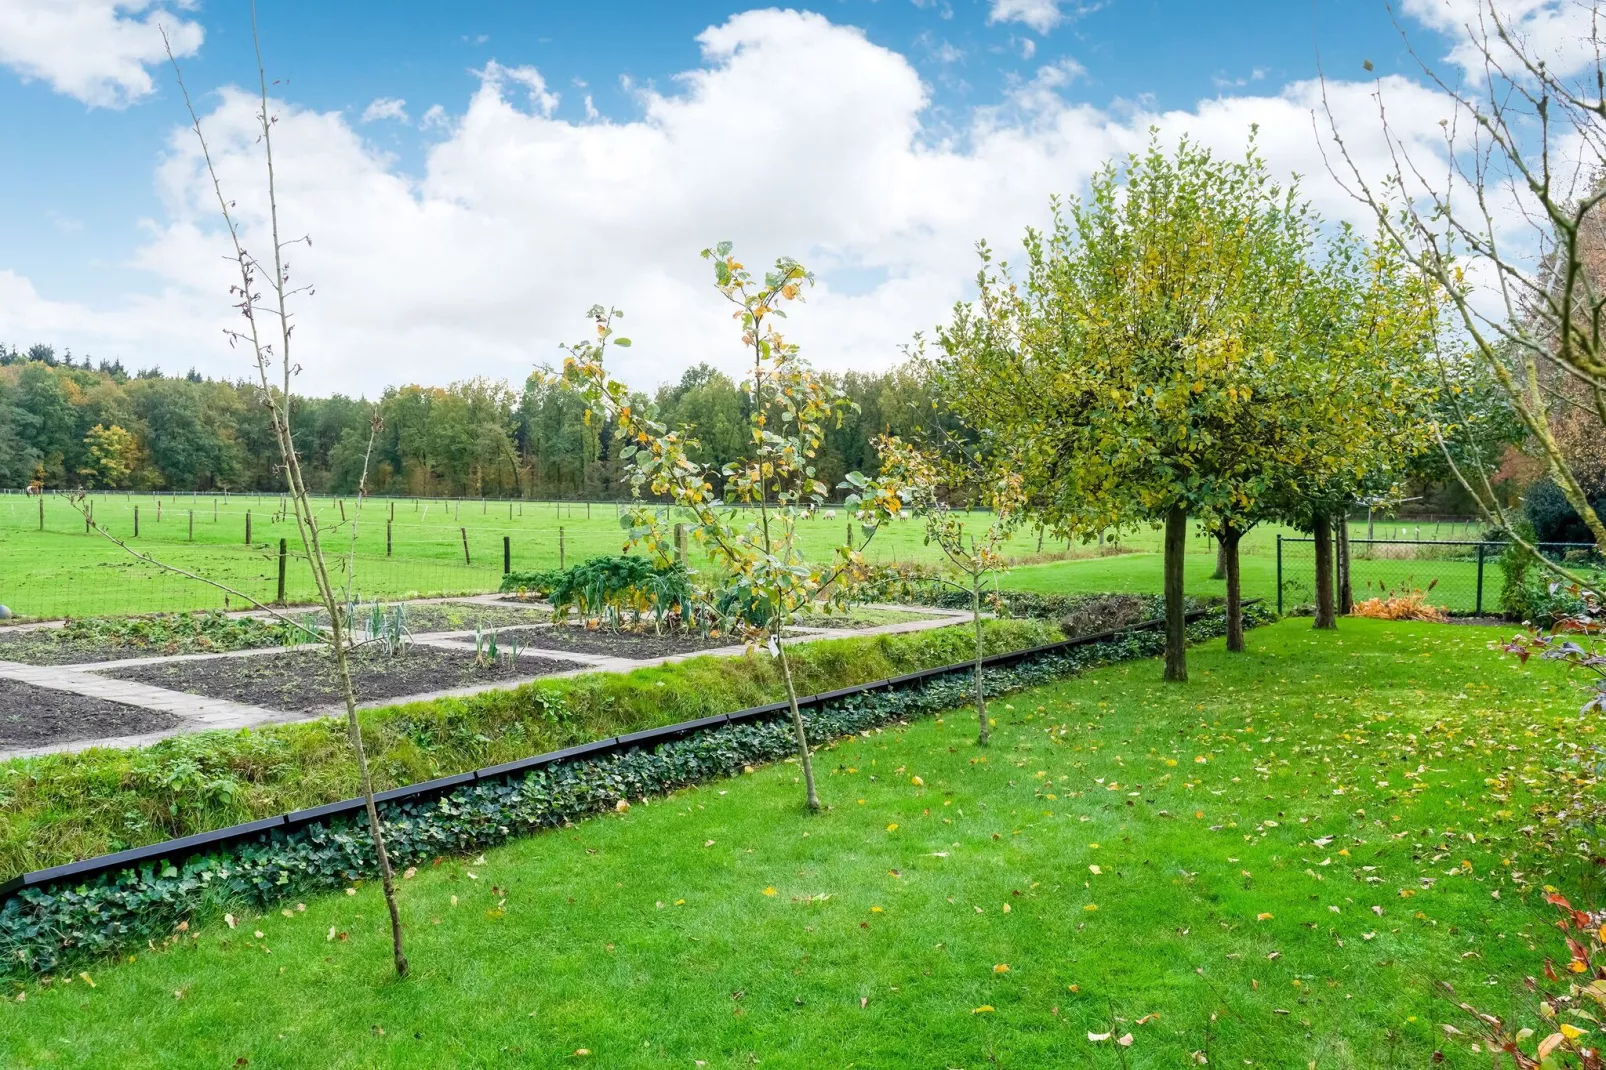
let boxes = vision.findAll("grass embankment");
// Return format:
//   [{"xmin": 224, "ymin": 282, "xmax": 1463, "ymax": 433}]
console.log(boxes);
[
  {"xmin": 0, "ymin": 619, "xmax": 1058, "ymax": 876},
  {"xmin": 2, "ymin": 618, "xmax": 1596, "ymax": 1068}
]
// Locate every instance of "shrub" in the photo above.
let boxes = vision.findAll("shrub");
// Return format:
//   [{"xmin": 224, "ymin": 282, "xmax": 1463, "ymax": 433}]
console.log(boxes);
[
  {"xmin": 0, "ymin": 603, "xmax": 1275, "ymax": 976},
  {"xmin": 1351, "ymin": 588, "xmax": 1449, "ymax": 623},
  {"xmin": 1524, "ymin": 476, "xmax": 1606, "ymax": 545},
  {"xmin": 1443, "ymin": 891, "xmax": 1606, "ymax": 1067}
]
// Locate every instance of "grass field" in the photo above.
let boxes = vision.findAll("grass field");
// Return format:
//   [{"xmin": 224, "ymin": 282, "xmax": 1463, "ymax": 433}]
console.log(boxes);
[
  {"xmin": 2, "ymin": 618, "xmax": 1591, "ymax": 1068},
  {"xmin": 0, "ymin": 491, "xmax": 1496, "ymax": 620},
  {"xmin": 1001, "ymin": 548, "xmax": 1505, "ymax": 614}
]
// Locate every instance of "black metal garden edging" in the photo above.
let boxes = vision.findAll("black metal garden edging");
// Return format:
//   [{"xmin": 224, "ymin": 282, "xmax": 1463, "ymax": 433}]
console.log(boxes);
[{"xmin": 0, "ymin": 602, "xmax": 1251, "ymax": 900}]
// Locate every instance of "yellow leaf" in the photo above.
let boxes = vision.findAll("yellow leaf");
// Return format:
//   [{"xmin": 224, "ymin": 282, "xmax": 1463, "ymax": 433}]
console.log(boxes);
[
  {"xmin": 78, "ymin": 972, "xmax": 95, "ymax": 988},
  {"xmin": 763, "ymin": 887, "xmax": 777, "ymax": 897},
  {"xmin": 994, "ymin": 964, "xmax": 1011, "ymax": 974},
  {"xmin": 973, "ymin": 1005, "xmax": 995, "ymax": 1014},
  {"xmin": 887, "ymin": 823, "xmax": 899, "ymax": 832},
  {"xmin": 911, "ymin": 776, "xmax": 925, "ymax": 787},
  {"xmin": 1257, "ymin": 913, "xmax": 1273, "ymax": 921},
  {"xmin": 1084, "ymin": 904, "xmax": 1099, "ymax": 913},
  {"xmin": 1089, "ymin": 864, "xmax": 1102, "ymax": 875}
]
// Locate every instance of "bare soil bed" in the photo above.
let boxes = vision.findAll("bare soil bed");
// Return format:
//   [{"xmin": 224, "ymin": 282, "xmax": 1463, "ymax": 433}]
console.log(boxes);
[
  {"xmin": 100, "ymin": 645, "xmax": 583, "ymax": 712},
  {"xmin": 495, "ymin": 625, "xmax": 744, "ymax": 660},
  {"xmin": 0, "ymin": 680, "xmax": 179, "ymax": 748}
]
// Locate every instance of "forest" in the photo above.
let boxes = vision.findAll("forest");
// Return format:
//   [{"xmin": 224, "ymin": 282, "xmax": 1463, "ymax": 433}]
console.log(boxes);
[{"xmin": 0, "ymin": 344, "xmax": 956, "ymax": 500}]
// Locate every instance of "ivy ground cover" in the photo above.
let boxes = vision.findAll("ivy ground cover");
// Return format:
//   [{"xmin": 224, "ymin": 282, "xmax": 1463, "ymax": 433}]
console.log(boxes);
[{"xmin": 2, "ymin": 618, "xmax": 1595, "ymax": 1068}]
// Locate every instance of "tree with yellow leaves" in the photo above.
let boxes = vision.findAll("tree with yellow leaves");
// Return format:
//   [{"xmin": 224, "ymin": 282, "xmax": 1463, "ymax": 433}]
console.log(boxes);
[{"xmin": 938, "ymin": 133, "xmax": 1437, "ymax": 672}]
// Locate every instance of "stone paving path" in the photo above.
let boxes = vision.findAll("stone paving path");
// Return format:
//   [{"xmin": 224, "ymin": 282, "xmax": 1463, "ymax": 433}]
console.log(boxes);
[{"xmin": 0, "ymin": 601, "xmax": 972, "ymax": 760}]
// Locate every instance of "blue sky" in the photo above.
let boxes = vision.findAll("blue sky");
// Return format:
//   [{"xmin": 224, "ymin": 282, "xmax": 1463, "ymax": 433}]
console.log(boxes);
[{"xmin": 0, "ymin": 1, "xmax": 1498, "ymax": 391}]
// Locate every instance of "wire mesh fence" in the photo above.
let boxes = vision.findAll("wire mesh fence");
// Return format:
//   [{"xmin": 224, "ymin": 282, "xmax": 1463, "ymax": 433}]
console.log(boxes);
[{"xmin": 1275, "ymin": 537, "xmax": 1600, "ymax": 617}]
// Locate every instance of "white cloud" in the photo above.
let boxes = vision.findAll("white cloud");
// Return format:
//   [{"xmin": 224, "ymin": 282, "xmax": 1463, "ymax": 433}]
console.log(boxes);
[
  {"xmin": 988, "ymin": 0, "xmax": 1066, "ymax": 34},
  {"xmin": 361, "ymin": 97, "xmax": 409, "ymax": 124},
  {"xmin": 988, "ymin": 0, "xmax": 1102, "ymax": 34},
  {"xmin": 0, "ymin": 0, "xmax": 203, "ymax": 107},
  {"xmin": 1399, "ymin": 0, "xmax": 1603, "ymax": 78},
  {"xmin": 476, "ymin": 60, "xmax": 558, "ymax": 117},
  {"xmin": 0, "ymin": 9, "xmax": 1460, "ymax": 395},
  {"xmin": 420, "ymin": 104, "xmax": 450, "ymax": 130}
]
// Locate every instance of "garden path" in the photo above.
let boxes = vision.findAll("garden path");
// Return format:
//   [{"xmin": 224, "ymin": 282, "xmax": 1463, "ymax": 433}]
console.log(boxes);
[{"xmin": 0, "ymin": 599, "xmax": 971, "ymax": 760}]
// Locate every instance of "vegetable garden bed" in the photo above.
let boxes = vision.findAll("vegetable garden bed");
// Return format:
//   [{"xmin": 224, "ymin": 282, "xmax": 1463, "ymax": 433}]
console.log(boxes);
[
  {"xmin": 0, "ymin": 612, "xmax": 304, "ymax": 666},
  {"xmin": 494, "ymin": 624, "xmax": 745, "ymax": 659},
  {"xmin": 0, "ymin": 681, "xmax": 178, "ymax": 748},
  {"xmin": 97, "ymin": 645, "xmax": 583, "ymax": 712},
  {"xmin": 310, "ymin": 600, "xmax": 550, "ymax": 634}
]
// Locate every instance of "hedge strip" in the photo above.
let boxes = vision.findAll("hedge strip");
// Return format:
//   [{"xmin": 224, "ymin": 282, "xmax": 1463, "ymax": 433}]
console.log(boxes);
[{"xmin": 0, "ymin": 603, "xmax": 1273, "ymax": 976}]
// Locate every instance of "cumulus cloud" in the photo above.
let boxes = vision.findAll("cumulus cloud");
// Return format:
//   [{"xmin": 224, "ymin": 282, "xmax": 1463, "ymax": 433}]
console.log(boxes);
[
  {"xmin": 361, "ymin": 97, "xmax": 409, "ymax": 123},
  {"xmin": 0, "ymin": 9, "xmax": 1458, "ymax": 395},
  {"xmin": 1400, "ymin": 0, "xmax": 1604, "ymax": 78},
  {"xmin": 0, "ymin": 0, "xmax": 202, "ymax": 107}
]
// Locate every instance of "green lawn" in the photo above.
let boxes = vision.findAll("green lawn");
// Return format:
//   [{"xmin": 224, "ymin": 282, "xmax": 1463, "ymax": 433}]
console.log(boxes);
[
  {"xmin": 1003, "ymin": 549, "xmax": 1504, "ymax": 615},
  {"xmin": 3, "ymin": 618, "xmax": 1592, "ymax": 1068},
  {"xmin": 0, "ymin": 491, "xmax": 1492, "ymax": 620}
]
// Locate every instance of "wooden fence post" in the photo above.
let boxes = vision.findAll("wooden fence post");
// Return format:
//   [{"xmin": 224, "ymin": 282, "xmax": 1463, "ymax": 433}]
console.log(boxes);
[
  {"xmin": 460, "ymin": 526, "xmax": 471, "ymax": 565},
  {"xmin": 189, "ymin": 510, "xmax": 194, "ymax": 541},
  {"xmin": 386, "ymin": 520, "xmax": 392, "ymax": 557},
  {"xmin": 245, "ymin": 510, "xmax": 252, "ymax": 545},
  {"xmin": 134, "ymin": 506, "xmax": 140, "ymax": 538},
  {"xmin": 38, "ymin": 495, "xmax": 44, "ymax": 531},
  {"xmin": 276, "ymin": 538, "xmax": 288, "ymax": 605},
  {"xmin": 503, "ymin": 535, "xmax": 511, "ymax": 575},
  {"xmin": 559, "ymin": 527, "xmax": 566, "ymax": 569}
]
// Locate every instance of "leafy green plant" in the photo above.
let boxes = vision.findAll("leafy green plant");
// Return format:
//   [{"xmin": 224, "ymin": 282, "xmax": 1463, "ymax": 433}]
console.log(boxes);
[{"xmin": 50, "ymin": 611, "xmax": 306, "ymax": 655}]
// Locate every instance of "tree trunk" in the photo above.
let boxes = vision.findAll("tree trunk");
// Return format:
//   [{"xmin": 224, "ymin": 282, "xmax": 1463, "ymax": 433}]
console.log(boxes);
[
  {"xmin": 332, "ymin": 628, "xmax": 408, "ymax": 978},
  {"xmin": 776, "ymin": 637, "xmax": 820, "ymax": 810},
  {"xmin": 1313, "ymin": 512, "xmax": 1337, "ymax": 630},
  {"xmin": 972, "ymin": 579, "xmax": 988, "ymax": 746},
  {"xmin": 1212, "ymin": 534, "xmax": 1227, "ymax": 580},
  {"xmin": 1336, "ymin": 515, "xmax": 1353, "ymax": 615},
  {"xmin": 1164, "ymin": 504, "xmax": 1188, "ymax": 682},
  {"xmin": 1223, "ymin": 525, "xmax": 1244, "ymax": 653}
]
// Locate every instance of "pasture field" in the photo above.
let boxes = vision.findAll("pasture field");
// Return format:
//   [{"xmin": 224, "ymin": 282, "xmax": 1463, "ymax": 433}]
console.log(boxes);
[
  {"xmin": 0, "ymin": 618, "xmax": 1587, "ymax": 1068},
  {"xmin": 0, "ymin": 491, "xmax": 1491, "ymax": 620}
]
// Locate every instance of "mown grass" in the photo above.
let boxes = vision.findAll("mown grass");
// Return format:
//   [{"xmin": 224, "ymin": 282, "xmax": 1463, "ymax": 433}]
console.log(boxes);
[
  {"xmin": 1, "ymin": 491, "xmax": 1483, "ymax": 620},
  {"xmin": 2, "ymin": 618, "xmax": 1596, "ymax": 1068},
  {"xmin": 0, "ymin": 619, "xmax": 1059, "ymax": 875},
  {"xmin": 1002, "ymin": 549, "xmax": 1503, "ymax": 615}
]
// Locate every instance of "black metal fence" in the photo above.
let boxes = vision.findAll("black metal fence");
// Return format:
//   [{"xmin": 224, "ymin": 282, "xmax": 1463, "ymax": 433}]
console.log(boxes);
[{"xmin": 1275, "ymin": 537, "xmax": 1599, "ymax": 616}]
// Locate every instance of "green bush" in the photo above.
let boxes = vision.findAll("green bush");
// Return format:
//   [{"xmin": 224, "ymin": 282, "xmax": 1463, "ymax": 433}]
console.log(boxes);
[
  {"xmin": 1524, "ymin": 476, "xmax": 1606, "ymax": 545},
  {"xmin": 0, "ymin": 604, "xmax": 1274, "ymax": 977}
]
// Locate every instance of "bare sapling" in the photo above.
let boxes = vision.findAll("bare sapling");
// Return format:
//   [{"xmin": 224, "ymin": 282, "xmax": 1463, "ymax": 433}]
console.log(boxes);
[
  {"xmin": 876, "ymin": 435, "xmax": 1023, "ymax": 745},
  {"xmin": 145, "ymin": 10, "xmax": 410, "ymax": 977},
  {"xmin": 561, "ymin": 244, "xmax": 909, "ymax": 810}
]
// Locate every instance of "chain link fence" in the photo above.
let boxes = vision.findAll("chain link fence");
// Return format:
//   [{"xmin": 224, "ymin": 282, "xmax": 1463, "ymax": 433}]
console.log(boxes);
[{"xmin": 1275, "ymin": 537, "xmax": 1600, "ymax": 617}]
